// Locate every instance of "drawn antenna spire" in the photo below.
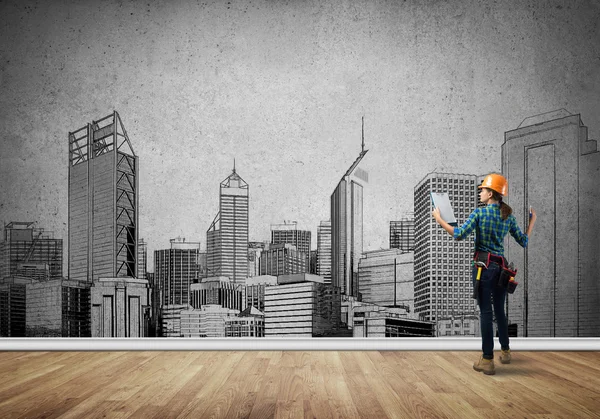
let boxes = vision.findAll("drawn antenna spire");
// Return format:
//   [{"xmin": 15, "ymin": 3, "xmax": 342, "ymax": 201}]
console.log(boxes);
[
  {"xmin": 233, "ymin": 158, "xmax": 236, "ymax": 174},
  {"xmin": 361, "ymin": 115, "xmax": 365, "ymax": 152}
]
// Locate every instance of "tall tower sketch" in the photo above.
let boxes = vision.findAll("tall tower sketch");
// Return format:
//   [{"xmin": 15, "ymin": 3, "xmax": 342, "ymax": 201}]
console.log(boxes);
[
  {"xmin": 503, "ymin": 111, "xmax": 600, "ymax": 337},
  {"xmin": 206, "ymin": 163, "xmax": 249, "ymax": 285},
  {"xmin": 0, "ymin": 222, "xmax": 63, "ymax": 281},
  {"xmin": 155, "ymin": 238, "xmax": 201, "ymax": 306},
  {"xmin": 414, "ymin": 172, "xmax": 478, "ymax": 327},
  {"xmin": 331, "ymin": 118, "xmax": 369, "ymax": 298},
  {"xmin": 271, "ymin": 221, "xmax": 311, "ymax": 272},
  {"xmin": 68, "ymin": 111, "xmax": 138, "ymax": 283},
  {"xmin": 270, "ymin": 221, "xmax": 311, "ymax": 254},
  {"xmin": 317, "ymin": 220, "xmax": 332, "ymax": 284},
  {"xmin": 390, "ymin": 213, "xmax": 415, "ymax": 253}
]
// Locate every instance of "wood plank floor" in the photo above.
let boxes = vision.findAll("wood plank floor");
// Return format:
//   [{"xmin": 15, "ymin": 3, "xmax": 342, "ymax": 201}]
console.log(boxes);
[{"xmin": 0, "ymin": 351, "xmax": 599, "ymax": 418}]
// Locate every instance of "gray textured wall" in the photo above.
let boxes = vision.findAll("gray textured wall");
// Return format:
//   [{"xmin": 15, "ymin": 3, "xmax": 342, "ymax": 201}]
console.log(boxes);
[{"xmin": 1, "ymin": 0, "xmax": 599, "ymax": 273}]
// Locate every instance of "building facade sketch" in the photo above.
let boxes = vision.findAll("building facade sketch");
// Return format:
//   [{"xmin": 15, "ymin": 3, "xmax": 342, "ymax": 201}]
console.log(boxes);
[
  {"xmin": 68, "ymin": 111, "xmax": 139, "ymax": 283},
  {"xmin": 414, "ymin": 173, "xmax": 479, "ymax": 334},
  {"xmin": 502, "ymin": 111, "xmax": 600, "ymax": 337},
  {"xmin": 331, "ymin": 137, "xmax": 369, "ymax": 301},
  {"xmin": 206, "ymin": 166, "xmax": 249, "ymax": 285}
]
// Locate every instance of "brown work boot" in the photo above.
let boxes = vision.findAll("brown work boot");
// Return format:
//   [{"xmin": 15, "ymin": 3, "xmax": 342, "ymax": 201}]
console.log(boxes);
[
  {"xmin": 499, "ymin": 349, "xmax": 511, "ymax": 364},
  {"xmin": 473, "ymin": 356, "xmax": 495, "ymax": 375}
]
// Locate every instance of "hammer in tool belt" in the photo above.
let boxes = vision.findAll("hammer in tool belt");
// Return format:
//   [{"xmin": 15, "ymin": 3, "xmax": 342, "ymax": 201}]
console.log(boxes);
[{"xmin": 473, "ymin": 261, "xmax": 486, "ymax": 301}]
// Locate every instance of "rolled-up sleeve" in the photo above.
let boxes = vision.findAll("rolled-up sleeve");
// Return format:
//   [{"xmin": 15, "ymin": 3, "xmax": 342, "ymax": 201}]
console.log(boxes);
[
  {"xmin": 453, "ymin": 209, "xmax": 478, "ymax": 241},
  {"xmin": 509, "ymin": 215, "xmax": 528, "ymax": 248}
]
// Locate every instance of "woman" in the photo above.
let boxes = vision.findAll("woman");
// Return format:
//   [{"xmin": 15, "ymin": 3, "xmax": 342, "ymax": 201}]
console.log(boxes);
[{"xmin": 432, "ymin": 173, "xmax": 536, "ymax": 375}]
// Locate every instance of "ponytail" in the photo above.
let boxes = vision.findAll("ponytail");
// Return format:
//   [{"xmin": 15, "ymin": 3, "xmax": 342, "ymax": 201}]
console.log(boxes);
[
  {"xmin": 491, "ymin": 190, "xmax": 512, "ymax": 220},
  {"xmin": 499, "ymin": 201, "xmax": 512, "ymax": 220}
]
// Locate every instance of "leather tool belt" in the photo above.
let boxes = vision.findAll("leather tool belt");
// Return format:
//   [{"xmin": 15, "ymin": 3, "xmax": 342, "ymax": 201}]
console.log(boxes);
[{"xmin": 473, "ymin": 251, "xmax": 519, "ymax": 293}]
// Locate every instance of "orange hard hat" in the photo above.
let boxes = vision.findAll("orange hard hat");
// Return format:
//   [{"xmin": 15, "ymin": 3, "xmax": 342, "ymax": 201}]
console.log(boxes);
[{"xmin": 478, "ymin": 173, "xmax": 508, "ymax": 196}]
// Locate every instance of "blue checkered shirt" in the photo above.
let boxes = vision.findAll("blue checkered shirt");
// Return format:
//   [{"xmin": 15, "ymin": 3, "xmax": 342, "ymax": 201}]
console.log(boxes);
[{"xmin": 453, "ymin": 203, "xmax": 528, "ymax": 256}]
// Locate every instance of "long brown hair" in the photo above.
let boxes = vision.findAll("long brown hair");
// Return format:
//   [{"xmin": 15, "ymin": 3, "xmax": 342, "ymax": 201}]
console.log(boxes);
[{"xmin": 491, "ymin": 190, "xmax": 512, "ymax": 220}]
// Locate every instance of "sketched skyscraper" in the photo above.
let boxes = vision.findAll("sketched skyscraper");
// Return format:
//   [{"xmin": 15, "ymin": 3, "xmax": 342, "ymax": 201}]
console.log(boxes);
[
  {"xmin": 68, "ymin": 111, "xmax": 138, "ymax": 282},
  {"xmin": 271, "ymin": 221, "xmax": 311, "ymax": 254},
  {"xmin": 137, "ymin": 238, "xmax": 147, "ymax": 281},
  {"xmin": 0, "ymin": 222, "xmax": 63, "ymax": 281},
  {"xmin": 390, "ymin": 213, "xmax": 415, "ymax": 253},
  {"xmin": 154, "ymin": 238, "xmax": 200, "ymax": 306},
  {"xmin": 331, "ymin": 127, "xmax": 368, "ymax": 298},
  {"xmin": 503, "ymin": 111, "xmax": 600, "ymax": 337},
  {"xmin": 207, "ymin": 164, "xmax": 249, "ymax": 285},
  {"xmin": 271, "ymin": 221, "xmax": 311, "ymax": 270},
  {"xmin": 414, "ymin": 173, "xmax": 478, "ymax": 329},
  {"xmin": 317, "ymin": 220, "xmax": 332, "ymax": 284}
]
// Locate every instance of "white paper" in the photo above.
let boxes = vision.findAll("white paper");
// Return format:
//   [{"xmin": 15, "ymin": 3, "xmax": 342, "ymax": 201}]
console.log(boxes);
[{"xmin": 430, "ymin": 192, "xmax": 458, "ymax": 226}]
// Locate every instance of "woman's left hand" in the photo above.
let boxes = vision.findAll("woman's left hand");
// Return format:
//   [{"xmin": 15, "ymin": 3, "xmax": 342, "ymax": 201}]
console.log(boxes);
[{"xmin": 432, "ymin": 207, "xmax": 441, "ymax": 223}]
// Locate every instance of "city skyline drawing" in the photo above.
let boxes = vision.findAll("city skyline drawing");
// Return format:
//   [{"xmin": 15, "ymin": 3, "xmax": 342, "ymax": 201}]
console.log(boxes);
[{"xmin": 1, "ymin": 0, "xmax": 599, "ymax": 338}]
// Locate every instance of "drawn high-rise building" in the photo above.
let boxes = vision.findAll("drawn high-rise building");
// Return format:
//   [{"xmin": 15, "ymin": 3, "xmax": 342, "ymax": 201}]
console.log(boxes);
[
  {"xmin": 147, "ymin": 272, "xmax": 161, "ymax": 337},
  {"xmin": 247, "ymin": 242, "xmax": 266, "ymax": 278},
  {"xmin": 0, "ymin": 222, "xmax": 62, "ymax": 281},
  {"xmin": 264, "ymin": 274, "xmax": 340, "ymax": 337},
  {"xmin": 189, "ymin": 276, "xmax": 243, "ymax": 311},
  {"xmin": 259, "ymin": 244, "xmax": 309, "ymax": 276},
  {"xmin": 68, "ymin": 111, "xmax": 138, "ymax": 282},
  {"xmin": 244, "ymin": 275, "xmax": 278, "ymax": 313},
  {"xmin": 502, "ymin": 111, "xmax": 600, "ymax": 337},
  {"xmin": 154, "ymin": 238, "xmax": 201, "ymax": 306},
  {"xmin": 27, "ymin": 279, "xmax": 91, "ymax": 337},
  {"xmin": 226, "ymin": 306, "xmax": 265, "ymax": 337},
  {"xmin": 138, "ymin": 238, "xmax": 147, "ymax": 281},
  {"xmin": 316, "ymin": 220, "xmax": 332, "ymax": 283},
  {"xmin": 331, "ymin": 135, "xmax": 368, "ymax": 298},
  {"xmin": 270, "ymin": 221, "xmax": 311, "ymax": 254},
  {"xmin": 414, "ymin": 173, "xmax": 478, "ymax": 330},
  {"xmin": 91, "ymin": 277, "xmax": 149, "ymax": 337},
  {"xmin": 389, "ymin": 214, "xmax": 415, "ymax": 253},
  {"xmin": 198, "ymin": 251, "xmax": 208, "ymax": 279},
  {"xmin": 207, "ymin": 165, "xmax": 249, "ymax": 285},
  {"xmin": 309, "ymin": 250, "xmax": 318, "ymax": 275},
  {"xmin": 0, "ymin": 277, "xmax": 27, "ymax": 336},
  {"xmin": 358, "ymin": 249, "xmax": 414, "ymax": 313}
]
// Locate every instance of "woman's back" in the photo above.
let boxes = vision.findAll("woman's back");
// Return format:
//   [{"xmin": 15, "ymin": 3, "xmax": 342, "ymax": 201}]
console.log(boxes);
[{"xmin": 454, "ymin": 203, "xmax": 528, "ymax": 256}]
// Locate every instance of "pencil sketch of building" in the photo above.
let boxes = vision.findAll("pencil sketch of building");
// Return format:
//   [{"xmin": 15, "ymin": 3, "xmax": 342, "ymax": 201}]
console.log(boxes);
[
  {"xmin": 264, "ymin": 273, "xmax": 340, "ymax": 337},
  {"xmin": 389, "ymin": 214, "xmax": 415, "ymax": 253},
  {"xmin": 154, "ymin": 238, "xmax": 201, "ymax": 307},
  {"xmin": 68, "ymin": 111, "xmax": 139, "ymax": 282},
  {"xmin": 331, "ymin": 133, "xmax": 368, "ymax": 300},
  {"xmin": 358, "ymin": 249, "xmax": 414, "ymax": 314},
  {"xmin": 137, "ymin": 238, "xmax": 147, "ymax": 281},
  {"xmin": 414, "ymin": 173, "xmax": 479, "ymax": 332},
  {"xmin": 1, "ymin": 222, "xmax": 62, "ymax": 281},
  {"xmin": 259, "ymin": 243, "xmax": 309, "ymax": 276},
  {"xmin": 90, "ymin": 277, "xmax": 149, "ymax": 337},
  {"xmin": 206, "ymin": 164, "xmax": 249, "ymax": 285},
  {"xmin": 316, "ymin": 220, "xmax": 332, "ymax": 284},
  {"xmin": 270, "ymin": 221, "xmax": 311, "ymax": 254},
  {"xmin": 502, "ymin": 110, "xmax": 600, "ymax": 337}
]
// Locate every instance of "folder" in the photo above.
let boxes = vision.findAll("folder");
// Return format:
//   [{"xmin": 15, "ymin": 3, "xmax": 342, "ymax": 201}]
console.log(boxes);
[{"xmin": 430, "ymin": 192, "xmax": 458, "ymax": 227}]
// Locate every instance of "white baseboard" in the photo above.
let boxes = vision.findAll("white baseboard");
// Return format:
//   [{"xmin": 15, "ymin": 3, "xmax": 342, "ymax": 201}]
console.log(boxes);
[{"xmin": 1, "ymin": 337, "xmax": 599, "ymax": 351}]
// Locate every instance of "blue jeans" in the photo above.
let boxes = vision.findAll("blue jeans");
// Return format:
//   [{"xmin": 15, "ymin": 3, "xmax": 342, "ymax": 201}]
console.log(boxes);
[{"xmin": 473, "ymin": 262, "xmax": 510, "ymax": 359}]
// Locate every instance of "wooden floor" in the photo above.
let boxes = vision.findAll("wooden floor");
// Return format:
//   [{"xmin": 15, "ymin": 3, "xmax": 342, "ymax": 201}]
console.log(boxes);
[{"xmin": 0, "ymin": 351, "xmax": 599, "ymax": 418}]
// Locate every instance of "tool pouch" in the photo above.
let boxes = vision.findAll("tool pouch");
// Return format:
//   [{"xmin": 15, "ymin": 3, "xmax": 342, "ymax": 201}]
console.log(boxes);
[
  {"xmin": 498, "ymin": 263, "xmax": 518, "ymax": 291},
  {"xmin": 473, "ymin": 251, "xmax": 491, "ymax": 269}
]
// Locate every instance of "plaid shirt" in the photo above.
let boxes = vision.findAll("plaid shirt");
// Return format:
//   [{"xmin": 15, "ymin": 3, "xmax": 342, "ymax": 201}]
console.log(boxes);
[{"xmin": 453, "ymin": 203, "xmax": 528, "ymax": 256}]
